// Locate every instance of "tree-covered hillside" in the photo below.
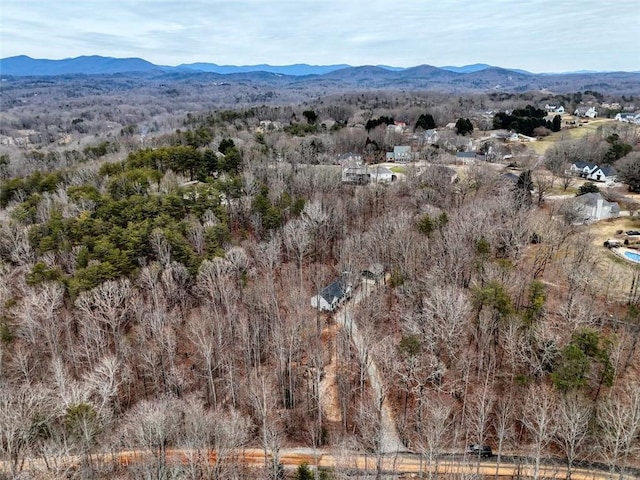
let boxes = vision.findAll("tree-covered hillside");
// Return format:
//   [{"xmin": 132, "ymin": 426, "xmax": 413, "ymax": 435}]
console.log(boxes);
[{"xmin": 1, "ymin": 97, "xmax": 639, "ymax": 480}]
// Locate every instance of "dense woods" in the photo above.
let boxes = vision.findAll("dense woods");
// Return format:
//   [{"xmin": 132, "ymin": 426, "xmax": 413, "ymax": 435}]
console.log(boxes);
[{"xmin": 1, "ymin": 76, "xmax": 640, "ymax": 480}]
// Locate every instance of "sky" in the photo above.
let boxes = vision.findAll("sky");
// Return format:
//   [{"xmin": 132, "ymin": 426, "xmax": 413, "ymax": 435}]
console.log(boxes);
[{"xmin": 1, "ymin": 0, "xmax": 639, "ymax": 73}]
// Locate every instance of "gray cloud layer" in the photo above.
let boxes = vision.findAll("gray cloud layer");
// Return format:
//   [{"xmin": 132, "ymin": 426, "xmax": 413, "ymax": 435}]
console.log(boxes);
[{"xmin": 2, "ymin": 0, "xmax": 639, "ymax": 72}]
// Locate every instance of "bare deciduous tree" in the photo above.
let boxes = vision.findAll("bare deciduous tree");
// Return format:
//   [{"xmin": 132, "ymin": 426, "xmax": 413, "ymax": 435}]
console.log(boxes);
[
  {"xmin": 124, "ymin": 396, "xmax": 180, "ymax": 480},
  {"xmin": 283, "ymin": 217, "xmax": 311, "ymax": 285},
  {"xmin": 74, "ymin": 278, "xmax": 132, "ymax": 362},
  {"xmin": 597, "ymin": 382, "xmax": 640, "ymax": 480},
  {"xmin": 414, "ymin": 398, "xmax": 452, "ymax": 479},
  {"xmin": 0, "ymin": 383, "xmax": 51, "ymax": 477},
  {"xmin": 554, "ymin": 393, "xmax": 592, "ymax": 479},
  {"xmin": 521, "ymin": 384, "xmax": 558, "ymax": 480}
]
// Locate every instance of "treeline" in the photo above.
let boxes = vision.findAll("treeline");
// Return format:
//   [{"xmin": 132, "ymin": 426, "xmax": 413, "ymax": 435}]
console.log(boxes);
[{"xmin": 493, "ymin": 105, "xmax": 561, "ymax": 135}]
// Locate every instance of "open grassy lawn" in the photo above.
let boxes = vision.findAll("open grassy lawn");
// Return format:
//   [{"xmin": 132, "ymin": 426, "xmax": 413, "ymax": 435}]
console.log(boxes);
[
  {"xmin": 389, "ymin": 166, "xmax": 407, "ymax": 174},
  {"xmin": 527, "ymin": 118, "xmax": 617, "ymax": 155}
]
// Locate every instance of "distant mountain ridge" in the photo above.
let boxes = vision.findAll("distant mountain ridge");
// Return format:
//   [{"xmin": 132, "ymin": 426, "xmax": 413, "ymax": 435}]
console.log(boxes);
[
  {"xmin": 0, "ymin": 55, "xmax": 163, "ymax": 76},
  {"xmin": 3, "ymin": 54, "xmax": 623, "ymax": 77},
  {"xmin": 1, "ymin": 55, "xmax": 639, "ymax": 95}
]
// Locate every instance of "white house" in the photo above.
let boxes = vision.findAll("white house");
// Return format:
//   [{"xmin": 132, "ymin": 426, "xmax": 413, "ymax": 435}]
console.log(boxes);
[
  {"xmin": 615, "ymin": 112, "xmax": 640, "ymax": 124},
  {"xmin": 586, "ymin": 165, "xmax": 617, "ymax": 183},
  {"xmin": 311, "ymin": 279, "xmax": 351, "ymax": 311},
  {"xmin": 387, "ymin": 121, "xmax": 407, "ymax": 134},
  {"xmin": 369, "ymin": 166, "xmax": 397, "ymax": 183},
  {"xmin": 573, "ymin": 193, "xmax": 620, "ymax": 224},
  {"xmin": 456, "ymin": 151, "xmax": 478, "ymax": 164},
  {"xmin": 574, "ymin": 106, "xmax": 598, "ymax": 118},
  {"xmin": 545, "ymin": 105, "xmax": 565, "ymax": 113},
  {"xmin": 569, "ymin": 162, "xmax": 617, "ymax": 183},
  {"xmin": 424, "ymin": 129, "xmax": 440, "ymax": 144},
  {"xmin": 570, "ymin": 161, "xmax": 598, "ymax": 177}
]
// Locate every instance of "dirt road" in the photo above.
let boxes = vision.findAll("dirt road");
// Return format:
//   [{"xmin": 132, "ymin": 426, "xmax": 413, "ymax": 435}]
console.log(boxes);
[
  {"xmin": 4, "ymin": 448, "xmax": 637, "ymax": 480},
  {"xmin": 332, "ymin": 280, "xmax": 404, "ymax": 453}
]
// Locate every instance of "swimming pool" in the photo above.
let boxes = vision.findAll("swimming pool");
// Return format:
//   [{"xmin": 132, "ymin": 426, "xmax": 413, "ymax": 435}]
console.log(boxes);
[{"xmin": 624, "ymin": 251, "xmax": 640, "ymax": 263}]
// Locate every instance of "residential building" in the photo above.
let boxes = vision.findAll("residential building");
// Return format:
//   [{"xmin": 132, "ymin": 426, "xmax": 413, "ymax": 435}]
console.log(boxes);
[
  {"xmin": 587, "ymin": 165, "xmax": 617, "ymax": 183},
  {"xmin": 569, "ymin": 162, "xmax": 617, "ymax": 183},
  {"xmin": 311, "ymin": 279, "xmax": 351, "ymax": 311},
  {"xmin": 573, "ymin": 193, "xmax": 620, "ymax": 224},
  {"xmin": 342, "ymin": 166, "xmax": 370, "ymax": 185},
  {"xmin": 388, "ymin": 145, "xmax": 412, "ymax": 162},
  {"xmin": 574, "ymin": 106, "xmax": 598, "ymax": 118},
  {"xmin": 614, "ymin": 112, "xmax": 640, "ymax": 125}
]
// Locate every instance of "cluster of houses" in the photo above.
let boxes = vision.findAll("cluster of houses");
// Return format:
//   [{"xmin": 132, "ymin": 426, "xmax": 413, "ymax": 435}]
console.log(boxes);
[
  {"xmin": 544, "ymin": 102, "xmax": 640, "ymax": 124},
  {"xmin": 542, "ymin": 104, "xmax": 598, "ymax": 118},
  {"xmin": 569, "ymin": 161, "xmax": 617, "ymax": 183}
]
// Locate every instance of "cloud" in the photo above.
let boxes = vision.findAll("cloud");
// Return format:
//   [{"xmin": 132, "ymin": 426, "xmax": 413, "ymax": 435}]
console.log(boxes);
[{"xmin": 1, "ymin": 0, "xmax": 638, "ymax": 71}]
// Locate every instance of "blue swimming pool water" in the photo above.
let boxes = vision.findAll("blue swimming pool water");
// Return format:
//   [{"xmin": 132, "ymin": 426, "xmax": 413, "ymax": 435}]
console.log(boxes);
[{"xmin": 624, "ymin": 251, "xmax": 640, "ymax": 263}]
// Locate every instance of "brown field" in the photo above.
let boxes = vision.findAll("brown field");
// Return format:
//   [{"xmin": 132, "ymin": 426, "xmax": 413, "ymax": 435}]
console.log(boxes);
[{"xmin": 527, "ymin": 118, "xmax": 618, "ymax": 155}]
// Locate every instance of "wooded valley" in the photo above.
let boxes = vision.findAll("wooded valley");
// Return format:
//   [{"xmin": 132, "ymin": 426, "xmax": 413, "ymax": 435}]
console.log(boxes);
[{"xmin": 1, "ymin": 74, "xmax": 640, "ymax": 480}]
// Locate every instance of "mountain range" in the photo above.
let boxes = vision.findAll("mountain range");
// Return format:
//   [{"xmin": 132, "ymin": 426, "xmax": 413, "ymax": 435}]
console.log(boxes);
[
  {"xmin": 3, "ymin": 55, "xmax": 633, "ymax": 77},
  {"xmin": 1, "ymin": 56, "xmax": 639, "ymax": 95}
]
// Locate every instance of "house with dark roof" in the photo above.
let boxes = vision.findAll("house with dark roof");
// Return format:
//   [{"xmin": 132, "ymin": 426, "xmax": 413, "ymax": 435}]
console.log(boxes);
[
  {"xmin": 587, "ymin": 165, "xmax": 617, "ymax": 183},
  {"xmin": 569, "ymin": 162, "xmax": 617, "ymax": 183},
  {"xmin": 311, "ymin": 279, "xmax": 352, "ymax": 311},
  {"xmin": 569, "ymin": 161, "xmax": 598, "ymax": 178},
  {"xmin": 502, "ymin": 172, "xmax": 520, "ymax": 184}
]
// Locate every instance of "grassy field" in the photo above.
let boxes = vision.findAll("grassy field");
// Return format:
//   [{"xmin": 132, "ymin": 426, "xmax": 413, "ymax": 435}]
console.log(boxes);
[
  {"xmin": 527, "ymin": 118, "xmax": 617, "ymax": 155},
  {"xmin": 389, "ymin": 166, "xmax": 407, "ymax": 174}
]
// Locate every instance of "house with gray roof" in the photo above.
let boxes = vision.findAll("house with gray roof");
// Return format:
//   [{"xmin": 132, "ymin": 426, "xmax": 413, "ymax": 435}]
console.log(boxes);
[
  {"xmin": 573, "ymin": 192, "xmax": 620, "ymax": 224},
  {"xmin": 424, "ymin": 129, "xmax": 440, "ymax": 144},
  {"xmin": 574, "ymin": 106, "xmax": 598, "ymax": 118},
  {"xmin": 342, "ymin": 166, "xmax": 371, "ymax": 185},
  {"xmin": 369, "ymin": 165, "xmax": 396, "ymax": 183},
  {"xmin": 387, "ymin": 145, "xmax": 412, "ymax": 163},
  {"xmin": 614, "ymin": 112, "xmax": 640, "ymax": 125}
]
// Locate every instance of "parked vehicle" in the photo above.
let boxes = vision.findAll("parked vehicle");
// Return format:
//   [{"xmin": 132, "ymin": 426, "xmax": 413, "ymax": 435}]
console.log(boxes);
[{"xmin": 466, "ymin": 444, "xmax": 493, "ymax": 458}]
